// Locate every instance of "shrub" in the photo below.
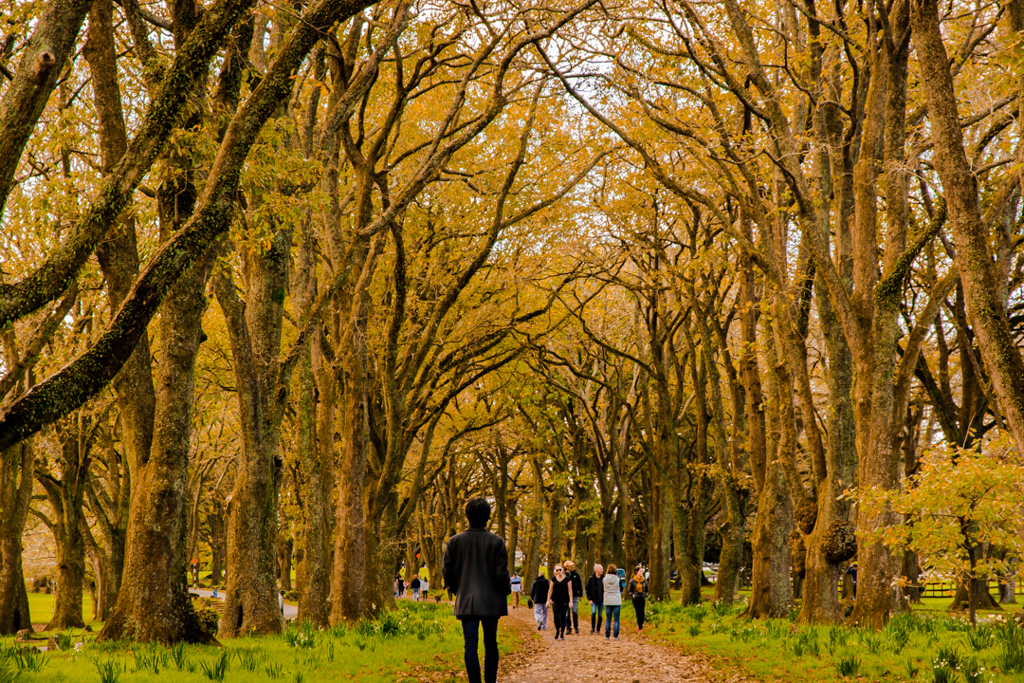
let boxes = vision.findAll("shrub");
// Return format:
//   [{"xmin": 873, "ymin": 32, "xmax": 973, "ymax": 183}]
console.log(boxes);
[
  {"xmin": 834, "ymin": 653, "xmax": 860, "ymax": 678},
  {"xmin": 884, "ymin": 613, "xmax": 914, "ymax": 654},
  {"xmin": 285, "ymin": 621, "xmax": 318, "ymax": 649},
  {"xmin": 825, "ymin": 625, "xmax": 849, "ymax": 656},
  {"xmin": 904, "ymin": 657, "xmax": 920, "ymax": 679},
  {"xmin": 94, "ymin": 659, "xmax": 123, "ymax": 683},
  {"xmin": 995, "ymin": 617, "xmax": 1024, "ymax": 673},
  {"xmin": 55, "ymin": 631, "xmax": 74, "ymax": 652},
  {"xmin": 195, "ymin": 607, "xmax": 220, "ymax": 636},
  {"xmin": 962, "ymin": 625, "xmax": 993, "ymax": 652},
  {"xmin": 12, "ymin": 648, "xmax": 45, "ymax": 672},
  {"xmin": 378, "ymin": 610, "xmax": 402, "ymax": 637},
  {"xmin": 688, "ymin": 623, "xmax": 701, "ymax": 637},
  {"xmin": 790, "ymin": 628, "xmax": 820, "ymax": 657},
  {"xmin": 199, "ymin": 652, "xmax": 229, "ymax": 681}
]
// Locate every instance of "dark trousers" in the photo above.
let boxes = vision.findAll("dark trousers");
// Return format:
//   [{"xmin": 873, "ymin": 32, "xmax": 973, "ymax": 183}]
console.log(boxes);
[
  {"xmin": 633, "ymin": 596, "xmax": 646, "ymax": 630},
  {"xmin": 552, "ymin": 601, "xmax": 570, "ymax": 635},
  {"xmin": 590, "ymin": 602, "xmax": 603, "ymax": 631},
  {"xmin": 460, "ymin": 617, "xmax": 499, "ymax": 683}
]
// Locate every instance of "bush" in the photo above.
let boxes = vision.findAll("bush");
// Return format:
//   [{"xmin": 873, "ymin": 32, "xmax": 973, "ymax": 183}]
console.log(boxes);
[
  {"xmin": 995, "ymin": 617, "xmax": 1024, "ymax": 673},
  {"xmin": 834, "ymin": 653, "xmax": 860, "ymax": 678},
  {"xmin": 199, "ymin": 652, "xmax": 229, "ymax": 681},
  {"xmin": 195, "ymin": 607, "xmax": 220, "ymax": 637}
]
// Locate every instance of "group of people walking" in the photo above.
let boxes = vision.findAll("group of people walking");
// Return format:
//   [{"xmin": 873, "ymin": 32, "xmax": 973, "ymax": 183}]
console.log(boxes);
[
  {"xmin": 441, "ymin": 496, "xmax": 652, "ymax": 683},
  {"xmin": 529, "ymin": 562, "xmax": 648, "ymax": 640}
]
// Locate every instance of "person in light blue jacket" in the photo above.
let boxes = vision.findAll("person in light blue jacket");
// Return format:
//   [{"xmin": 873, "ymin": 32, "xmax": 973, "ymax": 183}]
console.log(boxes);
[{"xmin": 602, "ymin": 563, "xmax": 622, "ymax": 639}]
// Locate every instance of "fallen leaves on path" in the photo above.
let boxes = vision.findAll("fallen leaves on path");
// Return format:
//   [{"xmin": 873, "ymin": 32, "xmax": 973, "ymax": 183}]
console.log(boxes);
[{"xmin": 500, "ymin": 608, "xmax": 753, "ymax": 683}]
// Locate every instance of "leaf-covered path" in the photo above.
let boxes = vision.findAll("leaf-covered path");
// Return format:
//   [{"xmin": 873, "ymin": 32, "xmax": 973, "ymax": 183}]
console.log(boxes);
[{"xmin": 501, "ymin": 605, "xmax": 752, "ymax": 683}]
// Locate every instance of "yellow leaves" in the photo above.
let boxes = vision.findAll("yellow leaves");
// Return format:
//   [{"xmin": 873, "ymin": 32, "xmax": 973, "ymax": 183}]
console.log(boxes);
[{"xmin": 856, "ymin": 432, "xmax": 1024, "ymax": 584}]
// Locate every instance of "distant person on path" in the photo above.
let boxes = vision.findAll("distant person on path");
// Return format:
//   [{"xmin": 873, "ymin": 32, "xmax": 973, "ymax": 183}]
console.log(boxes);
[
  {"xmin": 395, "ymin": 574, "xmax": 402, "ymax": 598},
  {"xmin": 191, "ymin": 558, "xmax": 200, "ymax": 588},
  {"xmin": 629, "ymin": 565, "xmax": 649, "ymax": 634},
  {"xmin": 411, "ymin": 575, "xmax": 421, "ymax": 601},
  {"xmin": 510, "ymin": 571, "xmax": 523, "ymax": 609},
  {"xmin": 422, "ymin": 576, "xmax": 430, "ymax": 600},
  {"xmin": 586, "ymin": 564, "xmax": 605, "ymax": 634},
  {"xmin": 547, "ymin": 563, "xmax": 572, "ymax": 640},
  {"xmin": 530, "ymin": 571, "xmax": 549, "ymax": 630},
  {"xmin": 603, "ymin": 563, "xmax": 622, "ymax": 639},
  {"xmin": 442, "ymin": 497, "xmax": 511, "ymax": 683},
  {"xmin": 564, "ymin": 561, "xmax": 583, "ymax": 634}
]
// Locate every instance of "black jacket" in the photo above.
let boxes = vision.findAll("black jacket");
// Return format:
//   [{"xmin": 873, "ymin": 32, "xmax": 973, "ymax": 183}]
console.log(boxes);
[
  {"xmin": 442, "ymin": 527, "xmax": 511, "ymax": 618},
  {"xmin": 530, "ymin": 576, "xmax": 550, "ymax": 604},
  {"xmin": 566, "ymin": 569, "xmax": 583, "ymax": 598},
  {"xmin": 628, "ymin": 574, "xmax": 649, "ymax": 600},
  {"xmin": 585, "ymin": 574, "xmax": 604, "ymax": 603}
]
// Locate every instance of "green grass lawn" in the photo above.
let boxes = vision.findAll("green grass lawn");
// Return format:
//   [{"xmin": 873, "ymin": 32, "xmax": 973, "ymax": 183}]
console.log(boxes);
[
  {"xmin": 1, "ymin": 601, "xmax": 521, "ymax": 683},
  {"xmin": 25, "ymin": 592, "xmax": 102, "ymax": 631},
  {"xmin": 641, "ymin": 591, "xmax": 1024, "ymax": 683}
]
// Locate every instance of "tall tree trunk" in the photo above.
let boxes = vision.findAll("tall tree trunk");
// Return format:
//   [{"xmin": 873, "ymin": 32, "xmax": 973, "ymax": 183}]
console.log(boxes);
[
  {"xmin": 747, "ymin": 460, "xmax": 794, "ymax": 617},
  {"xmin": 330, "ymin": 341, "xmax": 370, "ymax": 622},
  {"xmin": 98, "ymin": 237, "xmax": 217, "ymax": 643},
  {"xmin": 0, "ymin": 441, "xmax": 34, "ymax": 634},
  {"xmin": 910, "ymin": 0, "xmax": 1024, "ymax": 453},
  {"xmin": 216, "ymin": 226, "xmax": 290, "ymax": 637}
]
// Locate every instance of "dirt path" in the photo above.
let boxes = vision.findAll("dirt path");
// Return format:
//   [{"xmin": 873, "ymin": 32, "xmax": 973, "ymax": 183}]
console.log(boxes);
[{"xmin": 500, "ymin": 605, "xmax": 751, "ymax": 683}]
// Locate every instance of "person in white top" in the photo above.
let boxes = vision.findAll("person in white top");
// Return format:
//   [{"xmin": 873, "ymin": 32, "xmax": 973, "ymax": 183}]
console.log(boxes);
[
  {"xmin": 510, "ymin": 572, "xmax": 523, "ymax": 609},
  {"xmin": 601, "ymin": 563, "xmax": 622, "ymax": 639}
]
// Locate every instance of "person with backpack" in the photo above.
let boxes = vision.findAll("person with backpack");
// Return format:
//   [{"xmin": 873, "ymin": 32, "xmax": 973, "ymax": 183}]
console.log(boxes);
[
  {"xmin": 564, "ymin": 561, "xmax": 583, "ymax": 634},
  {"xmin": 602, "ymin": 563, "xmax": 622, "ymax": 639},
  {"xmin": 585, "ymin": 564, "xmax": 604, "ymax": 634},
  {"xmin": 629, "ymin": 565, "xmax": 649, "ymax": 634},
  {"xmin": 530, "ymin": 571, "xmax": 550, "ymax": 630}
]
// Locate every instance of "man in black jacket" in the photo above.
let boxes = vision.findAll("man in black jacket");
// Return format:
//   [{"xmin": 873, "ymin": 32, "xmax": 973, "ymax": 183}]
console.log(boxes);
[
  {"xmin": 530, "ymin": 572, "xmax": 550, "ymax": 630},
  {"xmin": 442, "ymin": 497, "xmax": 510, "ymax": 683},
  {"xmin": 585, "ymin": 563, "xmax": 604, "ymax": 634},
  {"xmin": 564, "ymin": 560, "xmax": 584, "ymax": 634}
]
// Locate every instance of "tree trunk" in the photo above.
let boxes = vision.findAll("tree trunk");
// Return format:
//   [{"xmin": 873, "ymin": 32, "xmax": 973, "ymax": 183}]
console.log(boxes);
[
  {"xmin": 209, "ymin": 504, "xmax": 225, "ymax": 586},
  {"xmin": 910, "ymin": 0, "xmax": 1024, "ymax": 453},
  {"xmin": 277, "ymin": 535, "xmax": 293, "ymax": 592},
  {"xmin": 296, "ymin": 330, "xmax": 333, "ymax": 625},
  {"xmin": 330, "ymin": 343, "xmax": 370, "ymax": 622},
  {"xmin": 98, "ymin": 242, "xmax": 217, "ymax": 643},
  {"xmin": 0, "ymin": 441, "xmax": 34, "ymax": 634},
  {"xmin": 746, "ymin": 460, "xmax": 794, "ymax": 617}
]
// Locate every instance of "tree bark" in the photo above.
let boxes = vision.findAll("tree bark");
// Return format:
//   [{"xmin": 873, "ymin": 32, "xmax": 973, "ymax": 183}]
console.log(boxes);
[
  {"xmin": 910, "ymin": 0, "xmax": 1024, "ymax": 453},
  {"xmin": 0, "ymin": 441, "xmax": 34, "ymax": 634}
]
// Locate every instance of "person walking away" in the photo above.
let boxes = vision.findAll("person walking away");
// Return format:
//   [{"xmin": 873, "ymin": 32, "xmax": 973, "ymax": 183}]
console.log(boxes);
[
  {"xmin": 586, "ymin": 564, "xmax": 605, "ymax": 634},
  {"xmin": 547, "ymin": 564, "xmax": 572, "ymax": 640},
  {"xmin": 564, "ymin": 561, "xmax": 583, "ymax": 634},
  {"xmin": 442, "ymin": 497, "xmax": 511, "ymax": 683},
  {"xmin": 411, "ymin": 574, "xmax": 421, "ymax": 601},
  {"xmin": 422, "ymin": 576, "xmax": 430, "ymax": 600},
  {"xmin": 530, "ymin": 571, "xmax": 549, "ymax": 630},
  {"xmin": 629, "ymin": 565, "xmax": 649, "ymax": 634},
  {"xmin": 603, "ymin": 563, "xmax": 622, "ymax": 639},
  {"xmin": 510, "ymin": 571, "xmax": 523, "ymax": 609},
  {"xmin": 395, "ymin": 574, "xmax": 402, "ymax": 598}
]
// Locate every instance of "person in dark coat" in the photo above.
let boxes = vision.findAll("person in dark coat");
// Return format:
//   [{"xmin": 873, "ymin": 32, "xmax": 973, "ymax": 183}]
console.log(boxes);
[
  {"xmin": 585, "ymin": 563, "xmax": 605, "ymax": 633},
  {"xmin": 442, "ymin": 497, "xmax": 511, "ymax": 683},
  {"xmin": 530, "ymin": 572, "xmax": 550, "ymax": 630}
]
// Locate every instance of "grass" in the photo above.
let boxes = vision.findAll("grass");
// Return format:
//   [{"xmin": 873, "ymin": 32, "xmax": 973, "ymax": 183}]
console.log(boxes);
[
  {"xmin": 640, "ymin": 592, "xmax": 1024, "ymax": 683},
  {"xmin": 1, "ymin": 601, "xmax": 521, "ymax": 683},
  {"xmin": 24, "ymin": 592, "xmax": 102, "ymax": 630}
]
